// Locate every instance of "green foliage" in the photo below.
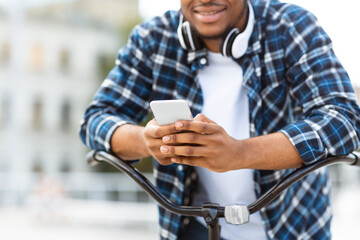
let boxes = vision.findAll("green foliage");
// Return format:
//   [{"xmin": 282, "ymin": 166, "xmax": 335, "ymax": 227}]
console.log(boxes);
[
  {"xmin": 118, "ymin": 16, "xmax": 144, "ymax": 46},
  {"xmin": 93, "ymin": 14, "xmax": 155, "ymax": 173},
  {"xmin": 92, "ymin": 113, "xmax": 154, "ymax": 173},
  {"xmin": 97, "ymin": 53, "xmax": 116, "ymax": 82},
  {"xmin": 133, "ymin": 114, "xmax": 154, "ymax": 173},
  {"xmin": 97, "ymin": 15, "xmax": 143, "ymax": 83},
  {"xmin": 133, "ymin": 156, "xmax": 154, "ymax": 173},
  {"xmin": 91, "ymin": 156, "xmax": 153, "ymax": 173}
]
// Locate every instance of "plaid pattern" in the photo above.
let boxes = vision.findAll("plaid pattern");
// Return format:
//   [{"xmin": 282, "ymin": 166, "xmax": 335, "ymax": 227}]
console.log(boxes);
[{"xmin": 80, "ymin": 0, "xmax": 360, "ymax": 239}]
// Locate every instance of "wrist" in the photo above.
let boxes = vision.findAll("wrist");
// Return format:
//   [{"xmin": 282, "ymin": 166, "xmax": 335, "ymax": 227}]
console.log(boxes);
[
  {"xmin": 140, "ymin": 127, "xmax": 151, "ymax": 157},
  {"xmin": 232, "ymin": 139, "xmax": 250, "ymax": 170},
  {"xmin": 110, "ymin": 124, "xmax": 151, "ymax": 160}
]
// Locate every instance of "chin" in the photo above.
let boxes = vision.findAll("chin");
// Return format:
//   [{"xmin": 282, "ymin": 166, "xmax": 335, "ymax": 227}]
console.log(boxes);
[{"xmin": 196, "ymin": 28, "xmax": 226, "ymax": 40}]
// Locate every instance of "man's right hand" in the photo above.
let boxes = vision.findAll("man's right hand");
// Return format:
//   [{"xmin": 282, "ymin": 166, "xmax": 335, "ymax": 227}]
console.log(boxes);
[
  {"xmin": 143, "ymin": 118, "xmax": 181, "ymax": 165},
  {"xmin": 111, "ymin": 119, "xmax": 189, "ymax": 164}
]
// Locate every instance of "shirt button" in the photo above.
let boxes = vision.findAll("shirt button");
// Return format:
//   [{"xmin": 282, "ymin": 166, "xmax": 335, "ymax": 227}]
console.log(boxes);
[
  {"xmin": 185, "ymin": 176, "xmax": 191, "ymax": 185},
  {"xmin": 177, "ymin": 165, "xmax": 184, "ymax": 171},
  {"xmin": 191, "ymin": 172, "xmax": 197, "ymax": 180},
  {"xmin": 200, "ymin": 58, "xmax": 207, "ymax": 65}
]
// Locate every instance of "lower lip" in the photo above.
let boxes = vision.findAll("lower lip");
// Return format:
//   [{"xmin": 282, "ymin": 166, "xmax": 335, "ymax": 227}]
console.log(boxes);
[{"xmin": 194, "ymin": 10, "xmax": 225, "ymax": 23}]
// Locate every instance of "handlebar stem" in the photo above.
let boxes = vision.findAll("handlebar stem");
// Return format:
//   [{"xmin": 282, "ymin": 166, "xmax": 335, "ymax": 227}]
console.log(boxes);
[{"xmin": 202, "ymin": 203, "xmax": 221, "ymax": 240}]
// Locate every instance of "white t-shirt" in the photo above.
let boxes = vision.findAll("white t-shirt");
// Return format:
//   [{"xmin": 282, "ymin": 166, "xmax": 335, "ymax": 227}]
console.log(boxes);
[{"xmin": 192, "ymin": 52, "xmax": 266, "ymax": 240}]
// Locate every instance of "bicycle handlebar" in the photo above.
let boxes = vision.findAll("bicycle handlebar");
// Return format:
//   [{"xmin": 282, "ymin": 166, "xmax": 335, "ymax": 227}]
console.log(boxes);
[
  {"xmin": 87, "ymin": 151, "xmax": 359, "ymax": 221},
  {"xmin": 248, "ymin": 152, "xmax": 359, "ymax": 214},
  {"xmin": 87, "ymin": 151, "xmax": 211, "ymax": 217}
]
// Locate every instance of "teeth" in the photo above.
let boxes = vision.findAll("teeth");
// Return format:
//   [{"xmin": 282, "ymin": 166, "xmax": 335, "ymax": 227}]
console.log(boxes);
[{"xmin": 200, "ymin": 11, "xmax": 218, "ymax": 15}]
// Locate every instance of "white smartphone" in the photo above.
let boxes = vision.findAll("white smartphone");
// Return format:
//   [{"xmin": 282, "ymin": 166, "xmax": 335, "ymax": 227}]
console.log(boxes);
[{"xmin": 150, "ymin": 100, "xmax": 193, "ymax": 126}]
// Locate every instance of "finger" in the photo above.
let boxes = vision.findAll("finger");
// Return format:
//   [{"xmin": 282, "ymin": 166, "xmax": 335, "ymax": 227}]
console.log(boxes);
[
  {"xmin": 160, "ymin": 145, "xmax": 207, "ymax": 157},
  {"xmin": 194, "ymin": 113, "xmax": 217, "ymax": 124},
  {"xmin": 162, "ymin": 132, "xmax": 208, "ymax": 145},
  {"xmin": 146, "ymin": 138, "xmax": 164, "ymax": 152},
  {"xmin": 155, "ymin": 157, "xmax": 174, "ymax": 166},
  {"xmin": 170, "ymin": 156, "xmax": 206, "ymax": 167},
  {"xmin": 174, "ymin": 120, "xmax": 218, "ymax": 135},
  {"xmin": 146, "ymin": 118, "xmax": 157, "ymax": 126},
  {"xmin": 147, "ymin": 122, "xmax": 184, "ymax": 138}
]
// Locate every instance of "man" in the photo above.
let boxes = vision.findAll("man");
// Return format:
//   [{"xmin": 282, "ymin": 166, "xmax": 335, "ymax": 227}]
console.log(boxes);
[{"xmin": 80, "ymin": 0, "xmax": 360, "ymax": 239}]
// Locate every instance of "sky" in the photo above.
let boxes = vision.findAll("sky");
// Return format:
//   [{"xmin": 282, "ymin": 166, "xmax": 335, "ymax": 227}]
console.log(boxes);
[{"xmin": 139, "ymin": 0, "xmax": 180, "ymax": 19}]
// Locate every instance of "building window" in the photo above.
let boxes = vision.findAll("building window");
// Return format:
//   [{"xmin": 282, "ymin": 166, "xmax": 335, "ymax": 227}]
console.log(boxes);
[
  {"xmin": 0, "ymin": 42, "xmax": 10, "ymax": 67},
  {"xmin": 32, "ymin": 158, "xmax": 44, "ymax": 173},
  {"xmin": 60, "ymin": 154, "xmax": 71, "ymax": 172},
  {"xmin": 60, "ymin": 100, "xmax": 71, "ymax": 131},
  {"xmin": 0, "ymin": 95, "xmax": 10, "ymax": 129},
  {"xmin": 97, "ymin": 54, "xmax": 114, "ymax": 82},
  {"xmin": 32, "ymin": 98, "xmax": 43, "ymax": 130},
  {"xmin": 59, "ymin": 48, "xmax": 70, "ymax": 73},
  {"xmin": 29, "ymin": 44, "xmax": 43, "ymax": 71}
]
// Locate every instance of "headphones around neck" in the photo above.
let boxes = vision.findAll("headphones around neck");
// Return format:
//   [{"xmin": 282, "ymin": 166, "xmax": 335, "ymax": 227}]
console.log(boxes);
[{"xmin": 177, "ymin": 1, "xmax": 254, "ymax": 59}]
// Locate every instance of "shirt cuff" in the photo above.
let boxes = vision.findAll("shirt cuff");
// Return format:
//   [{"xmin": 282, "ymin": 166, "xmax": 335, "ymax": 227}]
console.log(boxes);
[
  {"xmin": 90, "ymin": 114, "xmax": 135, "ymax": 153},
  {"xmin": 279, "ymin": 120, "xmax": 328, "ymax": 165}
]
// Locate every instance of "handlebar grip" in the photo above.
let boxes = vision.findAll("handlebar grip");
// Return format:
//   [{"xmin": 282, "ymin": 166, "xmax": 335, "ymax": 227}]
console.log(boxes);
[
  {"xmin": 350, "ymin": 152, "xmax": 360, "ymax": 166},
  {"xmin": 86, "ymin": 150, "xmax": 100, "ymax": 166}
]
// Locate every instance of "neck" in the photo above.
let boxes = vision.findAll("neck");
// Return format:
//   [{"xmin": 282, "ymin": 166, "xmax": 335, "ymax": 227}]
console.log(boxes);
[{"xmin": 204, "ymin": 39, "xmax": 221, "ymax": 53}]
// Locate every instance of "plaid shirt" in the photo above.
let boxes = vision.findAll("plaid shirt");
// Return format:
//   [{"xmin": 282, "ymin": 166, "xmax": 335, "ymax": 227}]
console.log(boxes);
[{"xmin": 80, "ymin": 0, "xmax": 360, "ymax": 239}]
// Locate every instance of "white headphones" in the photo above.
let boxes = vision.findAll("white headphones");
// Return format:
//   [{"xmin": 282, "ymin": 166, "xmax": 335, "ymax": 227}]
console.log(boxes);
[{"xmin": 177, "ymin": 1, "xmax": 254, "ymax": 59}]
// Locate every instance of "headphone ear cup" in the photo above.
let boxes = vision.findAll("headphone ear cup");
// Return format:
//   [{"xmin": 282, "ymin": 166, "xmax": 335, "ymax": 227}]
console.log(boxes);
[
  {"xmin": 220, "ymin": 28, "xmax": 240, "ymax": 58},
  {"xmin": 177, "ymin": 15, "xmax": 189, "ymax": 50},
  {"xmin": 191, "ymin": 30, "xmax": 204, "ymax": 50},
  {"xmin": 182, "ymin": 21, "xmax": 204, "ymax": 51},
  {"xmin": 181, "ymin": 23, "xmax": 192, "ymax": 50},
  {"xmin": 221, "ymin": 2, "xmax": 254, "ymax": 58},
  {"xmin": 178, "ymin": 15, "xmax": 204, "ymax": 51},
  {"xmin": 231, "ymin": 33, "xmax": 250, "ymax": 59}
]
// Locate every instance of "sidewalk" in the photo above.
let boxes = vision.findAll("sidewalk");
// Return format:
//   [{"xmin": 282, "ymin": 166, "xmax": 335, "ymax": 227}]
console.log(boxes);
[
  {"xmin": 0, "ymin": 185, "xmax": 359, "ymax": 240},
  {"xmin": 0, "ymin": 201, "xmax": 158, "ymax": 240},
  {"xmin": 332, "ymin": 185, "xmax": 360, "ymax": 240}
]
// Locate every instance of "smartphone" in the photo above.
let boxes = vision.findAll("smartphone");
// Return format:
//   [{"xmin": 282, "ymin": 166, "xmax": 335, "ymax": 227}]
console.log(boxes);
[{"xmin": 150, "ymin": 100, "xmax": 193, "ymax": 126}]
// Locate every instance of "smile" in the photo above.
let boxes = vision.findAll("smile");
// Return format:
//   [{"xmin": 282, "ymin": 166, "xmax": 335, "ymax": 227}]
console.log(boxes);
[
  {"xmin": 193, "ymin": 8, "xmax": 226, "ymax": 24},
  {"xmin": 199, "ymin": 11, "xmax": 221, "ymax": 15}
]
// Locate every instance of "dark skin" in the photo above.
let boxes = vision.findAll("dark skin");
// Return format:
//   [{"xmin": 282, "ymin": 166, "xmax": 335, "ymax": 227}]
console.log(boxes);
[{"xmin": 110, "ymin": 0, "xmax": 303, "ymax": 172}]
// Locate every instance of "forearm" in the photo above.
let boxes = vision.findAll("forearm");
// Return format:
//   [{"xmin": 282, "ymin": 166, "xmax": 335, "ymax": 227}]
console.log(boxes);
[
  {"xmin": 110, "ymin": 124, "xmax": 150, "ymax": 160},
  {"xmin": 238, "ymin": 132, "xmax": 303, "ymax": 170}
]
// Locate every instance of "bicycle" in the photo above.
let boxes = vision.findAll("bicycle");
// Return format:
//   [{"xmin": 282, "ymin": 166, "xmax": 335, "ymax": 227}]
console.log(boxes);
[{"xmin": 87, "ymin": 151, "xmax": 360, "ymax": 240}]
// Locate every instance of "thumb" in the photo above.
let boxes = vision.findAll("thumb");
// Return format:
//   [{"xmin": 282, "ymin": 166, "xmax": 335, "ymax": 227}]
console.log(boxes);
[
  {"xmin": 194, "ymin": 114, "xmax": 216, "ymax": 124},
  {"xmin": 146, "ymin": 118, "xmax": 158, "ymax": 127}
]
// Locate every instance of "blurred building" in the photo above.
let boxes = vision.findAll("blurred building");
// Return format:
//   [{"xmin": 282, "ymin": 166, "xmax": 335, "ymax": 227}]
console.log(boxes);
[
  {"xmin": 355, "ymin": 86, "xmax": 360, "ymax": 103},
  {"xmin": 0, "ymin": 0, "xmax": 141, "ymax": 205},
  {"xmin": 0, "ymin": 0, "xmax": 359, "ymax": 207}
]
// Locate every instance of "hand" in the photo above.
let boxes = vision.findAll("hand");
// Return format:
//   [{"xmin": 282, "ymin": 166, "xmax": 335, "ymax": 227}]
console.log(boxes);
[
  {"xmin": 159, "ymin": 114, "xmax": 242, "ymax": 172},
  {"xmin": 143, "ymin": 118, "xmax": 184, "ymax": 165}
]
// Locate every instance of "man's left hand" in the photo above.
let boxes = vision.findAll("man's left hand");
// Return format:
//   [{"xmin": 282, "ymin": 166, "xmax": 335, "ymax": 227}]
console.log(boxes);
[{"xmin": 159, "ymin": 114, "xmax": 242, "ymax": 172}]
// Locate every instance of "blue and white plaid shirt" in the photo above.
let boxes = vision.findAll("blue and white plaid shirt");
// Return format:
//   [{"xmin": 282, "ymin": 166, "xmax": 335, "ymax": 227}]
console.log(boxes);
[{"xmin": 80, "ymin": 0, "xmax": 360, "ymax": 239}]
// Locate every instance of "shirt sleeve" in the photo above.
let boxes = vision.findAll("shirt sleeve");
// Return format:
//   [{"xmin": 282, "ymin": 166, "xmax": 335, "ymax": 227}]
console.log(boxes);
[
  {"xmin": 279, "ymin": 8, "xmax": 360, "ymax": 165},
  {"xmin": 79, "ymin": 24, "xmax": 155, "ymax": 152}
]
